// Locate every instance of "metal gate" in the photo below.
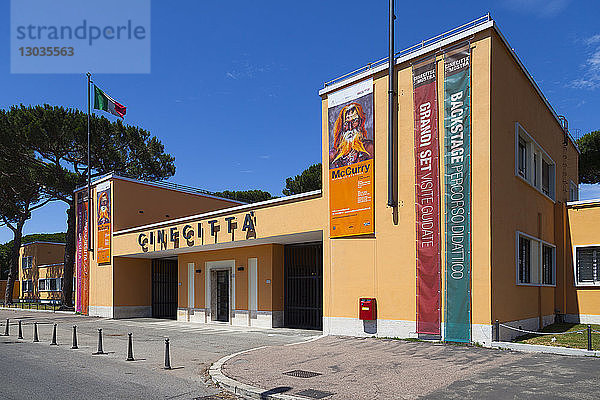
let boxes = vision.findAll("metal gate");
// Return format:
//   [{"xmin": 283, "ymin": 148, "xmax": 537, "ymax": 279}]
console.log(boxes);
[
  {"xmin": 284, "ymin": 243, "xmax": 323, "ymax": 330},
  {"xmin": 152, "ymin": 259, "xmax": 178, "ymax": 319}
]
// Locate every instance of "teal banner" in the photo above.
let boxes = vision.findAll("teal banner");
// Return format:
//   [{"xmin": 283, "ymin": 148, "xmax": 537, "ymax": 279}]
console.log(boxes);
[{"xmin": 443, "ymin": 45, "xmax": 471, "ymax": 342}]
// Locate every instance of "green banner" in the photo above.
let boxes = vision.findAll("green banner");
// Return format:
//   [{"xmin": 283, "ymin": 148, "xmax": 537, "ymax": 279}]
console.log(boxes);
[{"xmin": 443, "ymin": 45, "xmax": 471, "ymax": 342}]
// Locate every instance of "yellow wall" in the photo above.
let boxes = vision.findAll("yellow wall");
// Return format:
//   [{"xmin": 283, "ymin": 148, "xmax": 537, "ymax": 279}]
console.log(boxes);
[
  {"xmin": 177, "ymin": 244, "xmax": 282, "ymax": 311},
  {"xmin": 113, "ymin": 178, "xmax": 240, "ymax": 231},
  {"xmin": 113, "ymin": 257, "xmax": 151, "ymax": 307},
  {"xmin": 321, "ymin": 31, "xmax": 493, "ymax": 326},
  {"xmin": 489, "ymin": 32, "xmax": 579, "ymax": 324},
  {"xmin": 566, "ymin": 204, "xmax": 600, "ymax": 316}
]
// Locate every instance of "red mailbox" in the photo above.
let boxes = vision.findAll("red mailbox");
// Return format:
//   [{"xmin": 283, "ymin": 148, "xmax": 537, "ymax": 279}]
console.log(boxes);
[{"xmin": 359, "ymin": 298, "xmax": 376, "ymax": 320}]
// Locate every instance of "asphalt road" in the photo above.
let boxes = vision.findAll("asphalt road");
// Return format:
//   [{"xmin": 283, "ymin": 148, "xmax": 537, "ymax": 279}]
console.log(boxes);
[{"xmin": 0, "ymin": 309, "xmax": 319, "ymax": 400}]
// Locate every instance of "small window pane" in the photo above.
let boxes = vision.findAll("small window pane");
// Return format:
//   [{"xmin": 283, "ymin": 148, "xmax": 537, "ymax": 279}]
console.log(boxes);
[
  {"xmin": 518, "ymin": 138, "xmax": 527, "ymax": 178},
  {"xmin": 49, "ymin": 279, "xmax": 57, "ymax": 291},
  {"xmin": 576, "ymin": 247, "xmax": 598, "ymax": 284},
  {"xmin": 542, "ymin": 245, "xmax": 554, "ymax": 285},
  {"xmin": 519, "ymin": 237, "xmax": 531, "ymax": 283},
  {"xmin": 542, "ymin": 160, "xmax": 550, "ymax": 196}
]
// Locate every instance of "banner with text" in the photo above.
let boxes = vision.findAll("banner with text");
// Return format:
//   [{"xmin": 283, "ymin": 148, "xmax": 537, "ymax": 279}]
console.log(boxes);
[
  {"xmin": 75, "ymin": 191, "xmax": 89, "ymax": 315},
  {"xmin": 328, "ymin": 79, "xmax": 374, "ymax": 238},
  {"xmin": 413, "ymin": 58, "xmax": 441, "ymax": 335},
  {"xmin": 443, "ymin": 44, "xmax": 471, "ymax": 342},
  {"xmin": 96, "ymin": 182, "xmax": 111, "ymax": 264}
]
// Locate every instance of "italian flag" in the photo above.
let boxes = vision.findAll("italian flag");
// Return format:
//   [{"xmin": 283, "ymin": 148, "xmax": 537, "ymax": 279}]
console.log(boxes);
[{"xmin": 93, "ymin": 85, "xmax": 126, "ymax": 118}]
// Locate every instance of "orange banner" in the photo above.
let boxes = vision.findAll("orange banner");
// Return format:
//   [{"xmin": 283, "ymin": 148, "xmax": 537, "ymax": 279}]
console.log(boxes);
[
  {"xmin": 328, "ymin": 79, "xmax": 374, "ymax": 238},
  {"xmin": 96, "ymin": 182, "xmax": 111, "ymax": 264}
]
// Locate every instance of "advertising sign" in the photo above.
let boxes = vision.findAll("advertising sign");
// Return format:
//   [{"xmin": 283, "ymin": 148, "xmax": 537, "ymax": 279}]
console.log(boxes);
[
  {"xmin": 75, "ymin": 191, "xmax": 89, "ymax": 315},
  {"xmin": 413, "ymin": 58, "xmax": 441, "ymax": 336},
  {"xmin": 96, "ymin": 181, "xmax": 111, "ymax": 264},
  {"xmin": 443, "ymin": 44, "xmax": 472, "ymax": 342},
  {"xmin": 328, "ymin": 79, "xmax": 374, "ymax": 238}
]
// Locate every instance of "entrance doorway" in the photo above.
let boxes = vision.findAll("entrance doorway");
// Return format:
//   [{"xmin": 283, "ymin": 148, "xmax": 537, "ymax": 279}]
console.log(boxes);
[
  {"xmin": 205, "ymin": 260, "xmax": 235, "ymax": 323},
  {"xmin": 215, "ymin": 270, "xmax": 230, "ymax": 322},
  {"xmin": 151, "ymin": 259, "xmax": 177, "ymax": 319},
  {"xmin": 284, "ymin": 243, "xmax": 323, "ymax": 330}
]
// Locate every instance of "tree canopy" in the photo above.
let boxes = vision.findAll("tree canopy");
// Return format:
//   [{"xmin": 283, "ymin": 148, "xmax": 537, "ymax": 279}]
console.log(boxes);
[
  {"xmin": 212, "ymin": 190, "xmax": 274, "ymax": 204},
  {"xmin": 577, "ymin": 130, "xmax": 600, "ymax": 184},
  {"xmin": 282, "ymin": 163, "xmax": 322, "ymax": 196}
]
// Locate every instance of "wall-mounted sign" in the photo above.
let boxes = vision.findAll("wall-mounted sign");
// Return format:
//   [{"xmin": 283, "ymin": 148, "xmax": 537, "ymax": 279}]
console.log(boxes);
[
  {"xmin": 137, "ymin": 212, "xmax": 257, "ymax": 252},
  {"xmin": 75, "ymin": 191, "xmax": 89, "ymax": 315},
  {"xmin": 96, "ymin": 181, "xmax": 111, "ymax": 264},
  {"xmin": 328, "ymin": 78, "xmax": 374, "ymax": 238}
]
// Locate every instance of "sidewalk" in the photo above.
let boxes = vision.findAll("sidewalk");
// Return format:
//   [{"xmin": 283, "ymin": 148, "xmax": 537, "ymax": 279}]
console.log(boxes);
[{"xmin": 213, "ymin": 336, "xmax": 600, "ymax": 400}]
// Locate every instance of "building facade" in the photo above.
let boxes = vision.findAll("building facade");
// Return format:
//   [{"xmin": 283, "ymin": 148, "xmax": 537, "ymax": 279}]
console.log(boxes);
[
  {"xmin": 18, "ymin": 241, "xmax": 66, "ymax": 303},
  {"xmin": 74, "ymin": 16, "xmax": 597, "ymax": 345}
]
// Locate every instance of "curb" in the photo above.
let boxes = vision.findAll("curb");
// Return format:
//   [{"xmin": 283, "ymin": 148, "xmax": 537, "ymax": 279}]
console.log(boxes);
[
  {"xmin": 491, "ymin": 341, "xmax": 600, "ymax": 357},
  {"xmin": 0, "ymin": 307, "xmax": 76, "ymax": 315},
  {"xmin": 209, "ymin": 335, "xmax": 324, "ymax": 400}
]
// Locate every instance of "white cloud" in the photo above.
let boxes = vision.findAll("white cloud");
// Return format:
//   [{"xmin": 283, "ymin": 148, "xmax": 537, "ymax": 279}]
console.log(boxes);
[{"xmin": 569, "ymin": 37, "xmax": 600, "ymax": 90}]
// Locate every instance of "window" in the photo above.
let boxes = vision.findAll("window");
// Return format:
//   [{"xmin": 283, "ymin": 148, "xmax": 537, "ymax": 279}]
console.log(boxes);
[
  {"xmin": 516, "ymin": 232, "xmax": 555, "ymax": 286},
  {"xmin": 38, "ymin": 278, "xmax": 61, "ymax": 292},
  {"xmin": 22, "ymin": 256, "xmax": 33, "ymax": 270},
  {"xmin": 515, "ymin": 124, "xmax": 556, "ymax": 200},
  {"xmin": 22, "ymin": 280, "xmax": 33, "ymax": 293},
  {"xmin": 569, "ymin": 181, "xmax": 579, "ymax": 202},
  {"xmin": 518, "ymin": 138, "xmax": 527, "ymax": 178},
  {"xmin": 574, "ymin": 246, "xmax": 600, "ymax": 286}
]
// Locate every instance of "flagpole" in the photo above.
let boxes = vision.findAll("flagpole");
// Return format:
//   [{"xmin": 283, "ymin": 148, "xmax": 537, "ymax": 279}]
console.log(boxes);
[{"xmin": 87, "ymin": 72, "xmax": 93, "ymax": 252}]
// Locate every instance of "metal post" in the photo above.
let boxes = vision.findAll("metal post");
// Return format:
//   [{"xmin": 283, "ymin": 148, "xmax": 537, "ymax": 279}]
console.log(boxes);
[
  {"xmin": 126, "ymin": 333, "xmax": 135, "ymax": 361},
  {"xmin": 4, "ymin": 319, "xmax": 8, "ymax": 336},
  {"xmin": 93, "ymin": 328, "xmax": 106, "ymax": 355},
  {"xmin": 587, "ymin": 324, "xmax": 592, "ymax": 351},
  {"xmin": 494, "ymin": 320, "xmax": 500, "ymax": 342},
  {"xmin": 33, "ymin": 322, "xmax": 39, "ymax": 342},
  {"xmin": 87, "ymin": 72, "xmax": 93, "ymax": 252},
  {"xmin": 18, "ymin": 320, "xmax": 23, "ymax": 339},
  {"xmin": 50, "ymin": 323, "xmax": 58, "ymax": 345},
  {"xmin": 387, "ymin": 0, "xmax": 396, "ymax": 207},
  {"xmin": 164, "ymin": 338, "xmax": 171, "ymax": 370},
  {"xmin": 71, "ymin": 326, "xmax": 78, "ymax": 349}
]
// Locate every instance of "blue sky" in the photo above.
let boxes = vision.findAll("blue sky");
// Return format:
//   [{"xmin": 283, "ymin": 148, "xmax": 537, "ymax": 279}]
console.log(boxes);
[{"xmin": 1, "ymin": 0, "xmax": 600, "ymax": 242}]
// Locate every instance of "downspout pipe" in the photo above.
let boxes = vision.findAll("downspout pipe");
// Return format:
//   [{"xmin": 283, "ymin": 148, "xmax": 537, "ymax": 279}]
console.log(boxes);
[{"xmin": 387, "ymin": 0, "xmax": 396, "ymax": 207}]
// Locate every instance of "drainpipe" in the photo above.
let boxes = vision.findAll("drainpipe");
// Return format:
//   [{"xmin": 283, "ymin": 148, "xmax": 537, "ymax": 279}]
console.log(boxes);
[{"xmin": 387, "ymin": 0, "xmax": 396, "ymax": 207}]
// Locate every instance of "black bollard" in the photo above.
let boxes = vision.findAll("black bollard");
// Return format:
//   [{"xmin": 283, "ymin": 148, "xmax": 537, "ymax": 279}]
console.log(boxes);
[
  {"xmin": 71, "ymin": 326, "xmax": 78, "ymax": 349},
  {"xmin": 164, "ymin": 338, "xmax": 171, "ymax": 370},
  {"xmin": 494, "ymin": 320, "xmax": 500, "ymax": 342},
  {"xmin": 18, "ymin": 320, "xmax": 23, "ymax": 339},
  {"xmin": 126, "ymin": 333, "xmax": 135, "ymax": 361},
  {"xmin": 50, "ymin": 323, "xmax": 58, "ymax": 345},
  {"xmin": 587, "ymin": 324, "xmax": 592, "ymax": 351},
  {"xmin": 93, "ymin": 328, "xmax": 106, "ymax": 355},
  {"xmin": 33, "ymin": 322, "xmax": 39, "ymax": 342},
  {"xmin": 4, "ymin": 319, "xmax": 9, "ymax": 336}
]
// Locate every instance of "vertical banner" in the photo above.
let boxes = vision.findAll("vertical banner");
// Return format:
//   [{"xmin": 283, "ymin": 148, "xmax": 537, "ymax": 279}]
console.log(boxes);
[
  {"xmin": 328, "ymin": 79, "xmax": 374, "ymax": 238},
  {"xmin": 96, "ymin": 181, "xmax": 112, "ymax": 264},
  {"xmin": 443, "ymin": 44, "xmax": 472, "ymax": 342},
  {"xmin": 75, "ymin": 191, "xmax": 89, "ymax": 315},
  {"xmin": 413, "ymin": 58, "xmax": 441, "ymax": 335}
]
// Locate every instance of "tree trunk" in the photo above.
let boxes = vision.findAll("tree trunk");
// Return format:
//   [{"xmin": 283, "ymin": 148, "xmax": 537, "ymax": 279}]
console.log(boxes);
[
  {"xmin": 61, "ymin": 201, "xmax": 75, "ymax": 309},
  {"xmin": 4, "ymin": 219, "xmax": 25, "ymax": 304}
]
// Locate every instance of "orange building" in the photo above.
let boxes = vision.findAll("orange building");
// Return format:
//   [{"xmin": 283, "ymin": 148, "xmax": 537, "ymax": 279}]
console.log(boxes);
[
  {"xmin": 74, "ymin": 16, "xmax": 598, "ymax": 345},
  {"xmin": 18, "ymin": 241, "xmax": 66, "ymax": 303}
]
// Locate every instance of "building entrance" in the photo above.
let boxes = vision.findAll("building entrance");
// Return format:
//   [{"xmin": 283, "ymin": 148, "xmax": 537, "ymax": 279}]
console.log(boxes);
[
  {"xmin": 215, "ymin": 270, "xmax": 230, "ymax": 322},
  {"xmin": 284, "ymin": 243, "xmax": 323, "ymax": 330},
  {"xmin": 151, "ymin": 259, "xmax": 177, "ymax": 319}
]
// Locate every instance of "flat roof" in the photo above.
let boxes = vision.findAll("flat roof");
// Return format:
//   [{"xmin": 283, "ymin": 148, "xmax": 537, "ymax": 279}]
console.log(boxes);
[
  {"xmin": 22, "ymin": 241, "xmax": 65, "ymax": 247},
  {"xmin": 567, "ymin": 199, "xmax": 600, "ymax": 208},
  {"xmin": 318, "ymin": 14, "xmax": 578, "ymax": 152},
  {"xmin": 73, "ymin": 172, "xmax": 245, "ymax": 205}
]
